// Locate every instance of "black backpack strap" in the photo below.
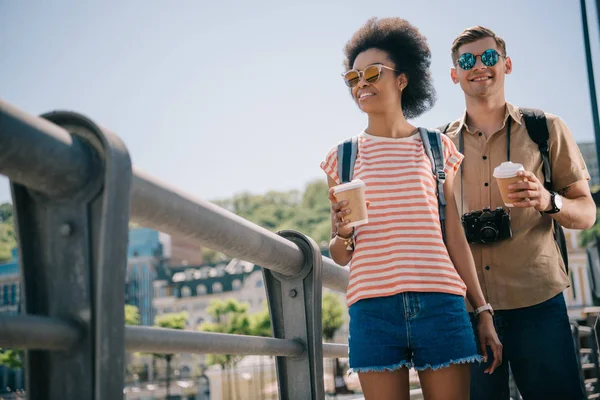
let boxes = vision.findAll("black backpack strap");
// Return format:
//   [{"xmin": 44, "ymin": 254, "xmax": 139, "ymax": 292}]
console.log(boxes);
[
  {"xmin": 337, "ymin": 136, "xmax": 359, "ymax": 183},
  {"xmin": 520, "ymin": 107, "xmax": 569, "ymax": 274},
  {"xmin": 520, "ymin": 108, "xmax": 552, "ymax": 190},
  {"xmin": 419, "ymin": 127, "xmax": 447, "ymax": 242}
]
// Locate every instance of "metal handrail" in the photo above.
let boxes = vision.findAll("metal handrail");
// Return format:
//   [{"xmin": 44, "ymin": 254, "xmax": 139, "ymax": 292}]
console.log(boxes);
[
  {"xmin": 0, "ymin": 99, "xmax": 352, "ymax": 398},
  {"xmin": 0, "ymin": 315, "xmax": 349, "ymax": 359},
  {"xmin": 0, "ymin": 98, "xmax": 349, "ymax": 293}
]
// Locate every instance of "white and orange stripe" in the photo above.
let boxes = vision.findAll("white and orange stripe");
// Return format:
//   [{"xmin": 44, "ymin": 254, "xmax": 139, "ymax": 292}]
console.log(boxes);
[{"xmin": 321, "ymin": 131, "xmax": 467, "ymax": 306}]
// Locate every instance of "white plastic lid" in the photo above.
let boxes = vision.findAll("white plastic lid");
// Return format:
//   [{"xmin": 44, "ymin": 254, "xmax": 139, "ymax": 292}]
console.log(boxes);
[
  {"xmin": 333, "ymin": 179, "xmax": 365, "ymax": 194},
  {"xmin": 493, "ymin": 162, "xmax": 525, "ymax": 179}
]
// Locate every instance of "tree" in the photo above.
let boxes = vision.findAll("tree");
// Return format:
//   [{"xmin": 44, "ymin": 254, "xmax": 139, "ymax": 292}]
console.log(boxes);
[
  {"xmin": 209, "ymin": 180, "xmax": 332, "ymax": 245},
  {"xmin": 0, "ymin": 348, "xmax": 23, "ymax": 370},
  {"xmin": 199, "ymin": 299, "xmax": 253, "ymax": 400},
  {"xmin": 154, "ymin": 312, "xmax": 188, "ymax": 397},
  {"xmin": 321, "ymin": 292, "xmax": 351, "ymax": 395},
  {"xmin": 0, "ymin": 203, "xmax": 13, "ymax": 223},
  {"xmin": 249, "ymin": 306, "xmax": 271, "ymax": 337},
  {"xmin": 580, "ymin": 208, "xmax": 600, "ymax": 247},
  {"xmin": 125, "ymin": 304, "xmax": 141, "ymax": 326},
  {"xmin": 249, "ymin": 304, "xmax": 272, "ymax": 399},
  {"xmin": 302, "ymin": 179, "xmax": 330, "ymax": 213},
  {"xmin": 0, "ymin": 203, "xmax": 16, "ymax": 262},
  {"xmin": 201, "ymin": 248, "xmax": 228, "ymax": 264}
]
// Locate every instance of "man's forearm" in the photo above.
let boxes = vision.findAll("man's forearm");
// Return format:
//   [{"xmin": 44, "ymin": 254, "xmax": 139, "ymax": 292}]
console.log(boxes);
[{"xmin": 552, "ymin": 190, "xmax": 596, "ymax": 230}]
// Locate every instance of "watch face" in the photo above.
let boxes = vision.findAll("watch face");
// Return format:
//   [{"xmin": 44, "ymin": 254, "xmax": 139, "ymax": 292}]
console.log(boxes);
[{"xmin": 555, "ymin": 194, "xmax": 563, "ymax": 210}]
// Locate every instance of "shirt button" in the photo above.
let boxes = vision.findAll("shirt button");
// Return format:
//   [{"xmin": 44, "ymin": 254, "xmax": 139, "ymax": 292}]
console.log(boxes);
[
  {"xmin": 478, "ymin": 132, "xmax": 483, "ymax": 137},
  {"xmin": 485, "ymin": 265, "xmax": 491, "ymax": 270},
  {"xmin": 482, "ymin": 156, "xmax": 487, "ymax": 160},
  {"xmin": 484, "ymin": 182, "xmax": 489, "ymax": 187}
]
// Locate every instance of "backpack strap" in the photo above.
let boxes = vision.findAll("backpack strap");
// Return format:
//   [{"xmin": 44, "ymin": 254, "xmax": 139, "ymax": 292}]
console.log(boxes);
[
  {"xmin": 337, "ymin": 136, "xmax": 359, "ymax": 183},
  {"xmin": 419, "ymin": 127, "xmax": 447, "ymax": 242},
  {"xmin": 520, "ymin": 108, "xmax": 552, "ymax": 190},
  {"xmin": 520, "ymin": 107, "xmax": 569, "ymax": 274}
]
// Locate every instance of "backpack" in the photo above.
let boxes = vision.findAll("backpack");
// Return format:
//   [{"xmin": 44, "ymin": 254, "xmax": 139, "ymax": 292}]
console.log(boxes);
[
  {"xmin": 441, "ymin": 108, "xmax": 569, "ymax": 274},
  {"xmin": 337, "ymin": 128, "xmax": 448, "ymax": 241}
]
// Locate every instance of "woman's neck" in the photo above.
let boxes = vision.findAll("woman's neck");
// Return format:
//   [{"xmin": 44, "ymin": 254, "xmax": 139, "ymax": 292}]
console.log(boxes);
[{"xmin": 365, "ymin": 112, "xmax": 416, "ymax": 138}]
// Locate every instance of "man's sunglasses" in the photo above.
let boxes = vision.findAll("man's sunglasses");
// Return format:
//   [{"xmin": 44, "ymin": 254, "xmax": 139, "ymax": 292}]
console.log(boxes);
[
  {"xmin": 457, "ymin": 49, "xmax": 505, "ymax": 70},
  {"xmin": 342, "ymin": 64, "xmax": 398, "ymax": 88}
]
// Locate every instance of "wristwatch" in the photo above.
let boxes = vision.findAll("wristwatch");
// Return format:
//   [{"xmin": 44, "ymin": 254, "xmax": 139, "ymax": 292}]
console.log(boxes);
[
  {"xmin": 545, "ymin": 191, "xmax": 563, "ymax": 214},
  {"xmin": 474, "ymin": 303, "xmax": 494, "ymax": 318}
]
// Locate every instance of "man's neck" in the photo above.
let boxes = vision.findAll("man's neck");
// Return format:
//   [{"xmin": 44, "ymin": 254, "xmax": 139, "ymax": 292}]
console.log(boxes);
[{"xmin": 464, "ymin": 95, "xmax": 507, "ymax": 138}]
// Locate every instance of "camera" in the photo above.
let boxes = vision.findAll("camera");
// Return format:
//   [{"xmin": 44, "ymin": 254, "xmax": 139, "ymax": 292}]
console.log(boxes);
[{"xmin": 462, "ymin": 207, "xmax": 512, "ymax": 244}]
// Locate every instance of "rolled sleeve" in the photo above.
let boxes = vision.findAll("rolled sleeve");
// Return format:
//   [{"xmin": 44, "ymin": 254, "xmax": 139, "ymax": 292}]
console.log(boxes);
[{"xmin": 548, "ymin": 114, "xmax": 590, "ymax": 190}]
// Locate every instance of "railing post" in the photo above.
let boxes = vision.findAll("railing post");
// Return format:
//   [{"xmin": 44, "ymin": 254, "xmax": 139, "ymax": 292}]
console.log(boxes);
[
  {"xmin": 263, "ymin": 230, "xmax": 324, "ymax": 400},
  {"xmin": 10, "ymin": 111, "xmax": 132, "ymax": 399}
]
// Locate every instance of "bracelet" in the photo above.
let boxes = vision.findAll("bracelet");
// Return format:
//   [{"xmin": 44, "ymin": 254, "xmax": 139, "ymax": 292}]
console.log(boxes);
[
  {"xmin": 335, "ymin": 229, "xmax": 355, "ymax": 251},
  {"xmin": 474, "ymin": 303, "xmax": 494, "ymax": 318}
]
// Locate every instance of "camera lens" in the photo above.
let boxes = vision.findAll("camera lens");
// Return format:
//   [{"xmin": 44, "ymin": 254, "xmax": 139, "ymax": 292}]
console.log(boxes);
[{"xmin": 480, "ymin": 224, "xmax": 499, "ymax": 243}]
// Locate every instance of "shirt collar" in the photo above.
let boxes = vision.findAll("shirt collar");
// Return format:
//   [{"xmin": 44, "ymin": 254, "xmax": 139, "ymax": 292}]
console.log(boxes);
[{"xmin": 457, "ymin": 101, "xmax": 523, "ymax": 134}]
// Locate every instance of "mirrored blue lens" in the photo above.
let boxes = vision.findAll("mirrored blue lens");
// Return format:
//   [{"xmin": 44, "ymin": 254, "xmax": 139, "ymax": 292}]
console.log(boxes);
[
  {"xmin": 481, "ymin": 49, "xmax": 499, "ymax": 67},
  {"xmin": 458, "ymin": 53, "xmax": 476, "ymax": 70}
]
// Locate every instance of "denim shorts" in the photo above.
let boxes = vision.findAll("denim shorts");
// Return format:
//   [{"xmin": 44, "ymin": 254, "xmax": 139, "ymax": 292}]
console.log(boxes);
[{"xmin": 348, "ymin": 291, "xmax": 483, "ymax": 373}]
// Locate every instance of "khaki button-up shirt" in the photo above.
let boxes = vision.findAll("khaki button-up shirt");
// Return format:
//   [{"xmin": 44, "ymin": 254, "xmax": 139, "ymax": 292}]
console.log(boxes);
[{"xmin": 444, "ymin": 102, "xmax": 590, "ymax": 310}]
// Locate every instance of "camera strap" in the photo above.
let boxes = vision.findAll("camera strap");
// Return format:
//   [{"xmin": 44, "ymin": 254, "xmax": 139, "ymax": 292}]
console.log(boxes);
[{"xmin": 459, "ymin": 119, "xmax": 512, "ymax": 215}]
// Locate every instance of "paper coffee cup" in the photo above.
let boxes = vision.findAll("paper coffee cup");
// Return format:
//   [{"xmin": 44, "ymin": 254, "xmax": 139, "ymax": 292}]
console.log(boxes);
[
  {"xmin": 333, "ymin": 179, "xmax": 369, "ymax": 227},
  {"xmin": 493, "ymin": 162, "xmax": 525, "ymax": 207}
]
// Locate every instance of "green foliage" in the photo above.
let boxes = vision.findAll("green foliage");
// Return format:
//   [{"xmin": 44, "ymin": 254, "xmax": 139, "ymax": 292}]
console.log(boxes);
[
  {"xmin": 249, "ymin": 305, "xmax": 272, "ymax": 337},
  {"xmin": 125, "ymin": 304, "xmax": 141, "ymax": 326},
  {"xmin": 322, "ymin": 292, "xmax": 345, "ymax": 341},
  {"xmin": 580, "ymin": 208, "xmax": 600, "ymax": 248},
  {"xmin": 198, "ymin": 299, "xmax": 253, "ymax": 368},
  {"xmin": 201, "ymin": 248, "xmax": 228, "ymax": 264},
  {"xmin": 212, "ymin": 179, "xmax": 331, "ymax": 244},
  {"xmin": 0, "ymin": 348, "xmax": 23, "ymax": 369},
  {"xmin": 155, "ymin": 312, "xmax": 188, "ymax": 330},
  {"xmin": 0, "ymin": 202, "xmax": 16, "ymax": 262},
  {"xmin": 0, "ymin": 203, "xmax": 12, "ymax": 223}
]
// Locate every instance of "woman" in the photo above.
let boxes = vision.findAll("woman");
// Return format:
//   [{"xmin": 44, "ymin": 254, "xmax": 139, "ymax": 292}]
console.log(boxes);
[{"xmin": 320, "ymin": 18, "xmax": 502, "ymax": 400}]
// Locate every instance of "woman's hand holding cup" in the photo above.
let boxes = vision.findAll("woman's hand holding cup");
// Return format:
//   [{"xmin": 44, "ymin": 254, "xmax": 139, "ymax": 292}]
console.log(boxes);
[{"xmin": 329, "ymin": 187, "xmax": 354, "ymax": 238}]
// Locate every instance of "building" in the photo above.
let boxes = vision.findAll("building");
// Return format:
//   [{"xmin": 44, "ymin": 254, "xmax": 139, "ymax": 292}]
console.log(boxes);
[
  {"xmin": 153, "ymin": 259, "xmax": 265, "ymax": 329},
  {"xmin": 125, "ymin": 227, "xmax": 172, "ymax": 326},
  {"xmin": 578, "ymin": 142, "xmax": 599, "ymax": 187},
  {"xmin": 169, "ymin": 235, "xmax": 204, "ymax": 266},
  {"xmin": 0, "ymin": 248, "xmax": 19, "ymax": 315},
  {"xmin": 0, "ymin": 248, "xmax": 24, "ymax": 394}
]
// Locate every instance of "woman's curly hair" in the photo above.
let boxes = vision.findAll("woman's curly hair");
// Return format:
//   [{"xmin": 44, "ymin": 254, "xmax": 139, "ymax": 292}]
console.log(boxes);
[{"xmin": 343, "ymin": 17, "xmax": 436, "ymax": 119}]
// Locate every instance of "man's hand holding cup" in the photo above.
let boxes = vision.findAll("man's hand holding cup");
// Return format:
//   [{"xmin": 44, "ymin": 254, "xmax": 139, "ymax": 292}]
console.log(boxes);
[{"xmin": 507, "ymin": 170, "xmax": 552, "ymax": 211}]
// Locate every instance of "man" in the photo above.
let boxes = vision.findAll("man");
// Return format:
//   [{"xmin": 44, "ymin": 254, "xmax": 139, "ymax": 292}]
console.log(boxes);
[{"xmin": 443, "ymin": 26, "xmax": 596, "ymax": 399}]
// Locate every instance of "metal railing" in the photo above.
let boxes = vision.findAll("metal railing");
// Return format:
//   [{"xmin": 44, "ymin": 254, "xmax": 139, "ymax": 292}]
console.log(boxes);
[{"xmin": 0, "ymin": 98, "xmax": 350, "ymax": 399}]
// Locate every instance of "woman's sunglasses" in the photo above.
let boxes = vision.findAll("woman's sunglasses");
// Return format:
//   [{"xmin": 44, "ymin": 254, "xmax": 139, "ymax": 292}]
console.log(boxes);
[
  {"xmin": 457, "ymin": 49, "xmax": 505, "ymax": 71},
  {"xmin": 342, "ymin": 64, "xmax": 398, "ymax": 88}
]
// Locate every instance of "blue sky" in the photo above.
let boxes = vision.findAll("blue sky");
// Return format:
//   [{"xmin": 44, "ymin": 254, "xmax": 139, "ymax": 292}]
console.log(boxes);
[{"xmin": 1, "ymin": 1, "xmax": 599, "ymax": 204}]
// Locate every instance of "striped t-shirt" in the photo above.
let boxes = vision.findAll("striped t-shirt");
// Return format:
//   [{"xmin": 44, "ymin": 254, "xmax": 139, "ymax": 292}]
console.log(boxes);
[{"xmin": 320, "ymin": 130, "xmax": 467, "ymax": 306}]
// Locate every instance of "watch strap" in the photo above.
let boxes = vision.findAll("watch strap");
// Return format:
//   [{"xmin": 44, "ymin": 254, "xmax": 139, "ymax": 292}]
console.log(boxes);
[{"xmin": 545, "ymin": 191, "xmax": 560, "ymax": 214}]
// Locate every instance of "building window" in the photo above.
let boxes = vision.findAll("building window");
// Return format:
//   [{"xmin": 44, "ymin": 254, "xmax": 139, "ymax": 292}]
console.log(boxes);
[
  {"xmin": 196, "ymin": 285, "xmax": 207, "ymax": 295},
  {"xmin": 10, "ymin": 284, "xmax": 17, "ymax": 305},
  {"xmin": 212, "ymin": 282, "xmax": 223, "ymax": 293},
  {"xmin": 232, "ymin": 279, "xmax": 242, "ymax": 290},
  {"xmin": 181, "ymin": 286, "xmax": 191, "ymax": 298}
]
